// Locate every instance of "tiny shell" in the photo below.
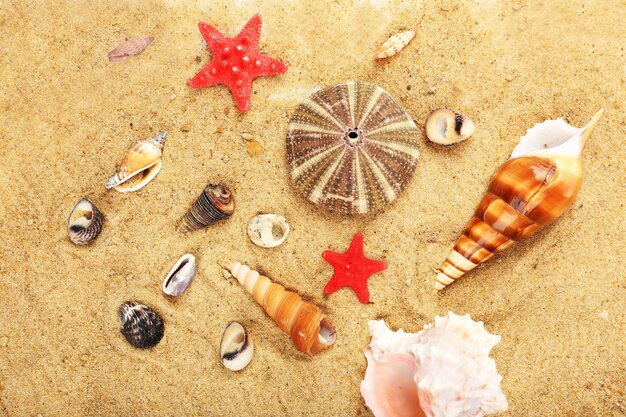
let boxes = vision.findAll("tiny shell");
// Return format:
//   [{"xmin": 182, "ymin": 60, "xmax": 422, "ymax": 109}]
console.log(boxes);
[
  {"xmin": 425, "ymin": 108, "xmax": 475, "ymax": 145},
  {"xmin": 67, "ymin": 199, "xmax": 103, "ymax": 245},
  {"xmin": 108, "ymin": 36, "xmax": 155, "ymax": 62},
  {"xmin": 220, "ymin": 321, "xmax": 254, "ymax": 371},
  {"xmin": 247, "ymin": 214, "xmax": 290, "ymax": 248},
  {"xmin": 181, "ymin": 184, "xmax": 235, "ymax": 231},
  {"xmin": 118, "ymin": 301, "xmax": 164, "ymax": 349},
  {"xmin": 375, "ymin": 30, "xmax": 416, "ymax": 59},
  {"xmin": 162, "ymin": 254, "xmax": 196, "ymax": 297}
]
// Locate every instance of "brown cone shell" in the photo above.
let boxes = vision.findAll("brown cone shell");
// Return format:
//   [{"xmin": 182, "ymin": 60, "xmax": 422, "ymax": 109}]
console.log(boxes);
[{"xmin": 181, "ymin": 184, "xmax": 234, "ymax": 231}]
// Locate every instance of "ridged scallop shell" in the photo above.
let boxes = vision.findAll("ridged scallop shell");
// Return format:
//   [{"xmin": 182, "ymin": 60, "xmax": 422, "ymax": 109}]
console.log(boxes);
[
  {"xmin": 118, "ymin": 301, "xmax": 164, "ymax": 349},
  {"xmin": 105, "ymin": 132, "xmax": 167, "ymax": 192},
  {"xmin": 425, "ymin": 108, "xmax": 476, "ymax": 145},
  {"xmin": 375, "ymin": 30, "xmax": 416, "ymax": 59},
  {"xmin": 220, "ymin": 321, "xmax": 254, "ymax": 371},
  {"xmin": 247, "ymin": 214, "xmax": 290, "ymax": 248},
  {"xmin": 226, "ymin": 262, "xmax": 336, "ymax": 355},
  {"xmin": 67, "ymin": 199, "xmax": 103, "ymax": 245},
  {"xmin": 162, "ymin": 254, "xmax": 196, "ymax": 297},
  {"xmin": 435, "ymin": 109, "xmax": 604, "ymax": 290},
  {"xmin": 361, "ymin": 312, "xmax": 508, "ymax": 417},
  {"xmin": 181, "ymin": 184, "xmax": 235, "ymax": 231},
  {"xmin": 286, "ymin": 81, "xmax": 420, "ymax": 215}
]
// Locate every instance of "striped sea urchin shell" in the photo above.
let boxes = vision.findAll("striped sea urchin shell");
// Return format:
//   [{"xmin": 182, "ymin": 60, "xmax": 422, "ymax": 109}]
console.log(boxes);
[{"xmin": 286, "ymin": 81, "xmax": 420, "ymax": 215}]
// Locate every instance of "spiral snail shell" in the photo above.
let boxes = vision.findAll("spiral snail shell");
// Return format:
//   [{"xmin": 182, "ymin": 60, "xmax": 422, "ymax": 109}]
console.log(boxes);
[
  {"xmin": 225, "ymin": 262, "xmax": 336, "ymax": 355},
  {"xmin": 67, "ymin": 199, "xmax": 103, "ymax": 245},
  {"xmin": 435, "ymin": 109, "xmax": 604, "ymax": 290},
  {"xmin": 180, "ymin": 184, "xmax": 235, "ymax": 231}
]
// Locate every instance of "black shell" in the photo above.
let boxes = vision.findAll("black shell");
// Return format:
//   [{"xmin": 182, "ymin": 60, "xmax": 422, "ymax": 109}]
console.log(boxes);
[
  {"xmin": 181, "ymin": 184, "xmax": 235, "ymax": 231},
  {"xmin": 118, "ymin": 301, "xmax": 164, "ymax": 349}
]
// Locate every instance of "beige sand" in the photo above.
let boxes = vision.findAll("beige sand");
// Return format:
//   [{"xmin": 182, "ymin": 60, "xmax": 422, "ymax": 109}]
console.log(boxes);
[{"xmin": 0, "ymin": 0, "xmax": 624, "ymax": 416}]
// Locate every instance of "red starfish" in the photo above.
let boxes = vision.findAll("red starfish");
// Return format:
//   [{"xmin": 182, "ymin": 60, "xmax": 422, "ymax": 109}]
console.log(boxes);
[
  {"xmin": 322, "ymin": 233, "xmax": 388, "ymax": 304},
  {"xmin": 189, "ymin": 14, "xmax": 288, "ymax": 112}
]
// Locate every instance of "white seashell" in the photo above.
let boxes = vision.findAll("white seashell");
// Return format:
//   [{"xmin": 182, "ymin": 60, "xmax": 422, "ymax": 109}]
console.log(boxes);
[
  {"xmin": 361, "ymin": 312, "xmax": 508, "ymax": 417},
  {"xmin": 425, "ymin": 108, "xmax": 475, "ymax": 145},
  {"xmin": 67, "ymin": 199, "xmax": 104, "ymax": 245},
  {"xmin": 162, "ymin": 254, "xmax": 196, "ymax": 296},
  {"xmin": 375, "ymin": 30, "xmax": 416, "ymax": 59},
  {"xmin": 247, "ymin": 214, "xmax": 290, "ymax": 248},
  {"xmin": 220, "ymin": 321, "xmax": 254, "ymax": 371}
]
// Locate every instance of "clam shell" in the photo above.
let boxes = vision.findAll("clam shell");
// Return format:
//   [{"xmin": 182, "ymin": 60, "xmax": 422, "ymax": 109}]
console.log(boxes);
[
  {"xmin": 220, "ymin": 321, "xmax": 254, "ymax": 371},
  {"xmin": 247, "ymin": 214, "xmax": 290, "ymax": 248},
  {"xmin": 106, "ymin": 132, "xmax": 167, "ymax": 192},
  {"xmin": 162, "ymin": 254, "xmax": 196, "ymax": 297},
  {"xmin": 181, "ymin": 184, "xmax": 235, "ymax": 231},
  {"xmin": 286, "ymin": 80, "xmax": 420, "ymax": 215},
  {"xmin": 67, "ymin": 199, "xmax": 103, "ymax": 245},
  {"xmin": 375, "ymin": 30, "xmax": 416, "ymax": 59},
  {"xmin": 424, "ymin": 108, "xmax": 475, "ymax": 145},
  {"xmin": 118, "ymin": 301, "xmax": 164, "ymax": 349}
]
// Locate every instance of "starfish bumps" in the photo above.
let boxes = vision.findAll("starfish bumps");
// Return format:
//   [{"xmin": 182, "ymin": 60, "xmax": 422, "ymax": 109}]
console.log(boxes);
[{"xmin": 189, "ymin": 14, "xmax": 288, "ymax": 112}]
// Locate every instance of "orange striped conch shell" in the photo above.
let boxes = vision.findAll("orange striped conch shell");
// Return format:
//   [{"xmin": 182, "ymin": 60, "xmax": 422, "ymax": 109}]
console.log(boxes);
[
  {"xmin": 105, "ymin": 132, "xmax": 167, "ymax": 193},
  {"xmin": 435, "ymin": 109, "xmax": 604, "ymax": 290},
  {"xmin": 226, "ymin": 262, "xmax": 336, "ymax": 355},
  {"xmin": 375, "ymin": 30, "xmax": 416, "ymax": 59}
]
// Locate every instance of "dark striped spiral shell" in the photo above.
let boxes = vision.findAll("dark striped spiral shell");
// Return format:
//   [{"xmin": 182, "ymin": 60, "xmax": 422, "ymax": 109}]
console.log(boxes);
[
  {"xmin": 67, "ymin": 199, "xmax": 104, "ymax": 245},
  {"xmin": 181, "ymin": 184, "xmax": 235, "ymax": 231}
]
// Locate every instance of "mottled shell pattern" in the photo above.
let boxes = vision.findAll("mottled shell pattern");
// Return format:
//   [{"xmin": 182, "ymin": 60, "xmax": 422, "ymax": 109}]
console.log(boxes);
[
  {"xmin": 181, "ymin": 184, "xmax": 235, "ymax": 231},
  {"xmin": 220, "ymin": 321, "xmax": 254, "ymax": 371},
  {"xmin": 108, "ymin": 36, "xmax": 155, "ymax": 62},
  {"xmin": 375, "ymin": 30, "xmax": 416, "ymax": 59},
  {"xmin": 67, "ymin": 198, "xmax": 104, "ymax": 245},
  {"xmin": 118, "ymin": 301, "xmax": 165, "ymax": 349},
  {"xmin": 286, "ymin": 81, "xmax": 421, "ymax": 215},
  {"xmin": 361, "ymin": 312, "xmax": 508, "ymax": 417},
  {"xmin": 435, "ymin": 109, "xmax": 604, "ymax": 290},
  {"xmin": 226, "ymin": 262, "xmax": 336, "ymax": 355},
  {"xmin": 105, "ymin": 132, "xmax": 167, "ymax": 193}
]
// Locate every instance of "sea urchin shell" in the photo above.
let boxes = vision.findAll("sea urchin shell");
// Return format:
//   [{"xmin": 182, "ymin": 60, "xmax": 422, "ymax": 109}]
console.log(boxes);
[{"xmin": 286, "ymin": 81, "xmax": 420, "ymax": 215}]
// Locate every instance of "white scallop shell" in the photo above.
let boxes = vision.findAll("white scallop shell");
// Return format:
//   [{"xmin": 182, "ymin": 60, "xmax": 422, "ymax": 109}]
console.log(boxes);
[
  {"xmin": 361, "ymin": 312, "xmax": 508, "ymax": 417},
  {"xmin": 247, "ymin": 214, "xmax": 290, "ymax": 248}
]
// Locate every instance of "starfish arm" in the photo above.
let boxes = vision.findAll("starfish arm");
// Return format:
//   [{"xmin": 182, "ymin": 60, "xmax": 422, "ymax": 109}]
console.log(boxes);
[
  {"xmin": 198, "ymin": 22, "xmax": 228, "ymax": 52},
  {"xmin": 323, "ymin": 275, "xmax": 345, "ymax": 295},
  {"xmin": 189, "ymin": 63, "xmax": 224, "ymax": 88},
  {"xmin": 235, "ymin": 14, "xmax": 262, "ymax": 48},
  {"xmin": 321, "ymin": 250, "xmax": 345, "ymax": 267},
  {"xmin": 228, "ymin": 75, "xmax": 253, "ymax": 112},
  {"xmin": 248, "ymin": 52, "xmax": 288, "ymax": 79},
  {"xmin": 351, "ymin": 283, "xmax": 370, "ymax": 304},
  {"xmin": 345, "ymin": 233, "xmax": 365, "ymax": 257},
  {"xmin": 362, "ymin": 259, "xmax": 389, "ymax": 275}
]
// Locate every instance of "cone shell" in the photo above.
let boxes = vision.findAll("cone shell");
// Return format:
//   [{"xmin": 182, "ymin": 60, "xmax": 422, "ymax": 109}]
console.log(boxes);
[
  {"xmin": 435, "ymin": 110, "xmax": 604, "ymax": 290},
  {"xmin": 375, "ymin": 30, "xmax": 416, "ymax": 59},
  {"xmin": 118, "ymin": 301, "xmax": 164, "ymax": 349},
  {"xmin": 286, "ymin": 80, "xmax": 420, "ymax": 215},
  {"xmin": 105, "ymin": 132, "xmax": 167, "ymax": 192},
  {"xmin": 67, "ymin": 198, "xmax": 103, "ymax": 245},
  {"xmin": 181, "ymin": 184, "xmax": 235, "ymax": 231},
  {"xmin": 226, "ymin": 262, "xmax": 336, "ymax": 355}
]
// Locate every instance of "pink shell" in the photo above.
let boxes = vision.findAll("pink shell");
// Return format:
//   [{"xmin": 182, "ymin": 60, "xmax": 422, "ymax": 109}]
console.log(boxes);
[
  {"xmin": 360, "ymin": 351, "xmax": 425, "ymax": 417},
  {"xmin": 108, "ymin": 36, "xmax": 155, "ymax": 62}
]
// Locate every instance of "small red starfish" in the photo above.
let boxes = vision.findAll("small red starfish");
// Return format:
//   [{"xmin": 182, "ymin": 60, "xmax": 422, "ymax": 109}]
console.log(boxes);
[
  {"xmin": 322, "ymin": 233, "xmax": 388, "ymax": 304},
  {"xmin": 189, "ymin": 14, "xmax": 288, "ymax": 112}
]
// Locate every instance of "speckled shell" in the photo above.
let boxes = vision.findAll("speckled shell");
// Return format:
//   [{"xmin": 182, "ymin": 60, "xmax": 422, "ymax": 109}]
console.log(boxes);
[
  {"xmin": 105, "ymin": 132, "xmax": 167, "ymax": 192},
  {"xmin": 67, "ymin": 199, "xmax": 103, "ymax": 245},
  {"xmin": 118, "ymin": 301, "xmax": 164, "ymax": 349},
  {"xmin": 181, "ymin": 184, "xmax": 235, "ymax": 231},
  {"xmin": 286, "ymin": 81, "xmax": 420, "ymax": 215},
  {"xmin": 226, "ymin": 262, "xmax": 336, "ymax": 355},
  {"xmin": 375, "ymin": 30, "xmax": 415, "ymax": 59},
  {"xmin": 435, "ymin": 110, "xmax": 603, "ymax": 290}
]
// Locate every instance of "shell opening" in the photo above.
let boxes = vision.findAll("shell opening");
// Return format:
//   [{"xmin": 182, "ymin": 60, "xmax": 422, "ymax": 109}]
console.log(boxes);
[
  {"xmin": 165, "ymin": 258, "xmax": 188, "ymax": 287},
  {"xmin": 318, "ymin": 317, "xmax": 336, "ymax": 345}
]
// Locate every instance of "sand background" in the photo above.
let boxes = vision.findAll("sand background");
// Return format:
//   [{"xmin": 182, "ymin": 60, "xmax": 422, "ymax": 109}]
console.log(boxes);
[{"xmin": 0, "ymin": 0, "xmax": 624, "ymax": 416}]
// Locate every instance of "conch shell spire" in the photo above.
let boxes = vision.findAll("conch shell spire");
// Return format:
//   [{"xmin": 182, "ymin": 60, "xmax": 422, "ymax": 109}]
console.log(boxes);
[
  {"xmin": 226, "ymin": 262, "xmax": 336, "ymax": 355},
  {"xmin": 435, "ymin": 110, "xmax": 603, "ymax": 290}
]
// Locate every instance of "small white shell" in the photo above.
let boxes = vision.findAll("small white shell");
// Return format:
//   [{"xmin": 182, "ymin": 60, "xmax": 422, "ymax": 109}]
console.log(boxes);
[
  {"xmin": 425, "ymin": 108, "xmax": 476, "ymax": 145},
  {"xmin": 247, "ymin": 214, "xmax": 290, "ymax": 248},
  {"xmin": 162, "ymin": 254, "xmax": 196, "ymax": 297},
  {"xmin": 375, "ymin": 30, "xmax": 416, "ymax": 59},
  {"xmin": 220, "ymin": 322, "xmax": 254, "ymax": 371}
]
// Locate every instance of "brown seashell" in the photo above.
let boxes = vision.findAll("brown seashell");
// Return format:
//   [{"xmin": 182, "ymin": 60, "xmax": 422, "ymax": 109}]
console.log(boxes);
[
  {"xmin": 226, "ymin": 262, "xmax": 336, "ymax": 355},
  {"xmin": 106, "ymin": 132, "xmax": 167, "ymax": 192},
  {"xmin": 181, "ymin": 184, "xmax": 235, "ymax": 231},
  {"xmin": 286, "ymin": 80, "xmax": 421, "ymax": 215},
  {"xmin": 108, "ymin": 36, "xmax": 155, "ymax": 62},
  {"xmin": 435, "ymin": 110, "xmax": 604, "ymax": 290},
  {"xmin": 375, "ymin": 30, "xmax": 416, "ymax": 59},
  {"xmin": 67, "ymin": 199, "xmax": 103, "ymax": 245}
]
